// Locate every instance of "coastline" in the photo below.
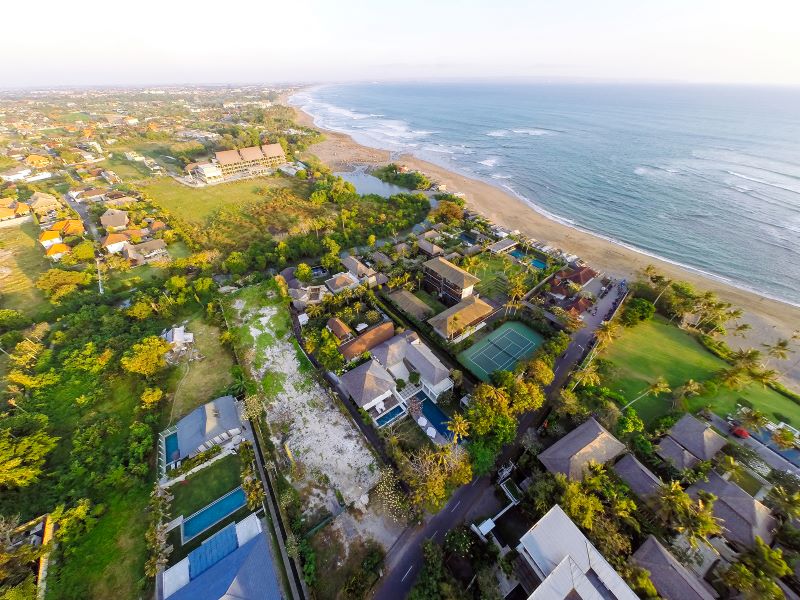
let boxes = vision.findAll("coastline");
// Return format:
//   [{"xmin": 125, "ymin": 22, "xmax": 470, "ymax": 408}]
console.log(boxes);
[{"xmin": 291, "ymin": 103, "xmax": 800, "ymax": 386}]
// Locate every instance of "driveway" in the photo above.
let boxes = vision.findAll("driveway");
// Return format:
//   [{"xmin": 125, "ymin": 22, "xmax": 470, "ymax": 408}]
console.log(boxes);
[
  {"xmin": 372, "ymin": 282, "xmax": 626, "ymax": 599},
  {"xmin": 63, "ymin": 194, "xmax": 99, "ymax": 239}
]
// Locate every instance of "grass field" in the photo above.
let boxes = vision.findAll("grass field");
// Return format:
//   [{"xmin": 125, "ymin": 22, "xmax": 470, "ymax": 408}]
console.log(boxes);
[
  {"xmin": 167, "ymin": 316, "xmax": 235, "ymax": 423},
  {"xmin": 472, "ymin": 253, "xmax": 534, "ymax": 302},
  {"xmin": 414, "ymin": 288, "xmax": 446, "ymax": 314},
  {"xmin": 0, "ymin": 220, "xmax": 50, "ymax": 316},
  {"xmin": 169, "ymin": 453, "xmax": 242, "ymax": 518},
  {"xmin": 142, "ymin": 176, "xmax": 307, "ymax": 223},
  {"xmin": 601, "ymin": 317, "xmax": 800, "ymax": 425}
]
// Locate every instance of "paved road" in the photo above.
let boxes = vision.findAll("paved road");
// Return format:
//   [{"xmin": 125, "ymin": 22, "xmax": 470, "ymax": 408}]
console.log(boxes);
[
  {"xmin": 372, "ymin": 282, "xmax": 626, "ymax": 599},
  {"xmin": 63, "ymin": 194, "xmax": 99, "ymax": 239}
]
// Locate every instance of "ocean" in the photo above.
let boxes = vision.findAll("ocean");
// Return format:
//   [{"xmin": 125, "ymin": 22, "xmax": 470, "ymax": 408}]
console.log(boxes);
[{"xmin": 290, "ymin": 83, "xmax": 800, "ymax": 307}]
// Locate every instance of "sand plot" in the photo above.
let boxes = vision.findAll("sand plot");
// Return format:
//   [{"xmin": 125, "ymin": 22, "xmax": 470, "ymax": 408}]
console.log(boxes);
[{"xmin": 226, "ymin": 284, "xmax": 378, "ymax": 505}]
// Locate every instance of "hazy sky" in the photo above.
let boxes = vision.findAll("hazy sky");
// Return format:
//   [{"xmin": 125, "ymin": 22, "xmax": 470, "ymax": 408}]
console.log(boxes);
[{"xmin": 3, "ymin": 0, "xmax": 799, "ymax": 87}]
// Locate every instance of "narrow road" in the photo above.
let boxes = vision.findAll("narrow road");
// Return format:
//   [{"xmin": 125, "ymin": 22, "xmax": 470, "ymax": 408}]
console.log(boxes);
[
  {"xmin": 372, "ymin": 281, "xmax": 626, "ymax": 599},
  {"xmin": 63, "ymin": 194, "xmax": 99, "ymax": 239}
]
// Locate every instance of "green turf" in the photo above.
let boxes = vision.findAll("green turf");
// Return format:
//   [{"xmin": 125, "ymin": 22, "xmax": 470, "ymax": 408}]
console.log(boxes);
[
  {"xmin": 458, "ymin": 321, "xmax": 544, "ymax": 381},
  {"xmin": 0, "ymin": 220, "xmax": 51, "ymax": 317},
  {"xmin": 414, "ymin": 289, "xmax": 446, "ymax": 314},
  {"xmin": 169, "ymin": 453, "xmax": 242, "ymax": 518},
  {"xmin": 472, "ymin": 253, "xmax": 534, "ymax": 302},
  {"xmin": 601, "ymin": 316, "xmax": 800, "ymax": 424}
]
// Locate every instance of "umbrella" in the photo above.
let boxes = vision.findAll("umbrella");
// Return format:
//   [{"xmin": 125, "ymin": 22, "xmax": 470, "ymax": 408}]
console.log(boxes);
[
  {"xmin": 426, "ymin": 426, "xmax": 436, "ymax": 438},
  {"xmin": 417, "ymin": 417, "xmax": 428, "ymax": 427}
]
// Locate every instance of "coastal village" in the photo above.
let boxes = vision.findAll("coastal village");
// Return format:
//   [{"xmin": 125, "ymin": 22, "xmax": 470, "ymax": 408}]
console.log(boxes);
[{"xmin": 3, "ymin": 86, "xmax": 800, "ymax": 600}]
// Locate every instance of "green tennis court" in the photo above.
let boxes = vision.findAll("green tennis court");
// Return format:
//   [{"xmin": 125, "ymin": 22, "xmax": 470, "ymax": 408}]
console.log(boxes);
[{"xmin": 458, "ymin": 321, "xmax": 544, "ymax": 381}]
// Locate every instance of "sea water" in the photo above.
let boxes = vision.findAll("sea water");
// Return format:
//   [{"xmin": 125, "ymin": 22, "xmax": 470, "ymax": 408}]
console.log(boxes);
[{"xmin": 291, "ymin": 83, "xmax": 800, "ymax": 306}]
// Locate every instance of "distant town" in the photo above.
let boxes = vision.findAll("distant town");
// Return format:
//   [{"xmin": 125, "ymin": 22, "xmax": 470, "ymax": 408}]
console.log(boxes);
[{"xmin": 1, "ymin": 84, "xmax": 800, "ymax": 600}]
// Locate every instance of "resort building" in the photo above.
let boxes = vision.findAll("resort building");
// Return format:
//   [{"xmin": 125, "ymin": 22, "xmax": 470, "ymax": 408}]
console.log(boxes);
[
  {"xmin": 422, "ymin": 256, "xmax": 480, "ymax": 306},
  {"xmin": 213, "ymin": 143, "xmax": 286, "ymax": 178},
  {"xmin": 656, "ymin": 413, "xmax": 726, "ymax": 470},
  {"xmin": 515, "ymin": 504, "xmax": 638, "ymax": 599},
  {"xmin": 417, "ymin": 239, "xmax": 444, "ymax": 258},
  {"xmin": 339, "ymin": 321, "xmax": 395, "ymax": 362},
  {"xmin": 632, "ymin": 536, "xmax": 718, "ymax": 600},
  {"xmin": 161, "ymin": 514, "xmax": 280, "ymax": 600},
  {"xmin": 538, "ymin": 417, "xmax": 626, "ymax": 480},
  {"xmin": 613, "ymin": 454, "xmax": 662, "ymax": 501},
  {"xmin": 427, "ymin": 295, "xmax": 494, "ymax": 342},
  {"xmin": 159, "ymin": 395, "xmax": 242, "ymax": 475},
  {"xmin": 325, "ymin": 271, "xmax": 360, "ymax": 295},
  {"xmin": 686, "ymin": 471, "xmax": 776, "ymax": 549},
  {"xmin": 340, "ymin": 330, "xmax": 453, "ymax": 429},
  {"xmin": 193, "ymin": 162, "xmax": 224, "ymax": 184},
  {"xmin": 487, "ymin": 238, "xmax": 518, "ymax": 255}
]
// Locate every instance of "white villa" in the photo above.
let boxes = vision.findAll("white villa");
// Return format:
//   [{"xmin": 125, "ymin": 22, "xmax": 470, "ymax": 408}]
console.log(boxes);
[{"xmin": 339, "ymin": 331, "xmax": 453, "ymax": 429}]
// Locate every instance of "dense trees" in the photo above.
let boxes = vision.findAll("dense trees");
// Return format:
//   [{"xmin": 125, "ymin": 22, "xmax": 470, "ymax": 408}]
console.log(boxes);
[
  {"xmin": 35, "ymin": 269, "xmax": 93, "ymax": 304},
  {"xmin": 120, "ymin": 336, "xmax": 172, "ymax": 378},
  {"xmin": 373, "ymin": 164, "xmax": 431, "ymax": 190},
  {"xmin": 0, "ymin": 415, "xmax": 58, "ymax": 488}
]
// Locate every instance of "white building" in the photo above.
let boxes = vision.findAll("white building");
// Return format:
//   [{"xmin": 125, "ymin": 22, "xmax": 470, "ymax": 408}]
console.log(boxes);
[{"xmin": 193, "ymin": 163, "xmax": 224, "ymax": 184}]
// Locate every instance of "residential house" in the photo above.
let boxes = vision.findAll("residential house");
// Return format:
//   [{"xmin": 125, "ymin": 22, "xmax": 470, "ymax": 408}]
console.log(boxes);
[
  {"xmin": 613, "ymin": 454, "xmax": 662, "ymax": 500},
  {"xmin": 632, "ymin": 536, "xmax": 718, "ymax": 600},
  {"xmin": 124, "ymin": 239, "xmax": 168, "ymax": 266},
  {"xmin": 422, "ymin": 256, "xmax": 480, "ymax": 306},
  {"xmin": 45, "ymin": 244, "xmax": 70, "ymax": 261},
  {"xmin": 487, "ymin": 238, "xmax": 518, "ymax": 254},
  {"xmin": 25, "ymin": 154, "xmax": 50, "ymax": 168},
  {"xmin": 79, "ymin": 188, "xmax": 108, "ymax": 202},
  {"xmin": 341, "ymin": 255, "xmax": 386, "ymax": 288},
  {"xmin": 515, "ymin": 504, "xmax": 638, "ymax": 600},
  {"xmin": 326, "ymin": 317, "xmax": 354, "ymax": 344},
  {"xmin": 686, "ymin": 471, "xmax": 777, "ymax": 548},
  {"xmin": 656, "ymin": 414, "xmax": 726, "ymax": 470},
  {"xmin": 28, "ymin": 192, "xmax": 61, "ymax": 217},
  {"xmin": 339, "ymin": 321, "xmax": 395, "ymax": 362},
  {"xmin": 427, "ymin": 295, "xmax": 494, "ymax": 342},
  {"xmin": 101, "ymin": 233, "xmax": 129, "ymax": 254},
  {"xmin": 417, "ymin": 239, "xmax": 444, "ymax": 258},
  {"xmin": 372, "ymin": 251, "xmax": 392, "ymax": 269},
  {"xmin": 393, "ymin": 242, "xmax": 410, "ymax": 257},
  {"xmin": 49, "ymin": 219, "xmax": 85, "ymax": 236},
  {"xmin": 288, "ymin": 285, "xmax": 330, "ymax": 310},
  {"xmin": 100, "ymin": 208, "xmax": 129, "ymax": 231},
  {"xmin": 162, "ymin": 515, "xmax": 281, "ymax": 600},
  {"xmin": 0, "ymin": 201, "xmax": 30, "ymax": 221},
  {"xmin": 38, "ymin": 230, "xmax": 62, "ymax": 249},
  {"xmin": 550, "ymin": 265, "xmax": 599, "ymax": 299},
  {"xmin": 160, "ymin": 395, "xmax": 241, "ymax": 469},
  {"xmin": 0, "ymin": 165, "xmax": 32, "ymax": 182},
  {"xmin": 389, "ymin": 289, "xmax": 435, "ymax": 321},
  {"xmin": 324, "ymin": 271, "xmax": 360, "ymax": 295},
  {"xmin": 538, "ymin": 417, "xmax": 626, "ymax": 480},
  {"xmin": 340, "ymin": 360, "xmax": 400, "ymax": 427}
]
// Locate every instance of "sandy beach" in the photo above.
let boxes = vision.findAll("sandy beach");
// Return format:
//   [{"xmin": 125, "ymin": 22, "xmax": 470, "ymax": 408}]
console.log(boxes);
[{"xmin": 293, "ymin": 106, "xmax": 800, "ymax": 386}]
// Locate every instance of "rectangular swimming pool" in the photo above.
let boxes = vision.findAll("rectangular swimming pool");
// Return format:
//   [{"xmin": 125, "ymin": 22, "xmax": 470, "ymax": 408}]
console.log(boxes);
[
  {"xmin": 182, "ymin": 487, "xmax": 247, "ymax": 542},
  {"xmin": 418, "ymin": 392, "xmax": 453, "ymax": 441},
  {"xmin": 376, "ymin": 404, "xmax": 405, "ymax": 428},
  {"xmin": 509, "ymin": 249, "xmax": 547, "ymax": 270},
  {"xmin": 164, "ymin": 432, "xmax": 179, "ymax": 463}
]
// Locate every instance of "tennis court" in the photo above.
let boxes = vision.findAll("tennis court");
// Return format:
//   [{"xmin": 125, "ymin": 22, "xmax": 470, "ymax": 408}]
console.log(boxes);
[{"xmin": 458, "ymin": 321, "xmax": 544, "ymax": 381}]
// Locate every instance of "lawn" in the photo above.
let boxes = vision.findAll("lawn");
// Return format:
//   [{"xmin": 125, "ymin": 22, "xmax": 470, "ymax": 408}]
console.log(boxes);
[
  {"xmin": 472, "ymin": 253, "xmax": 534, "ymax": 302},
  {"xmin": 167, "ymin": 315, "xmax": 235, "ymax": 423},
  {"xmin": 0, "ymin": 220, "xmax": 51, "ymax": 317},
  {"xmin": 169, "ymin": 453, "xmax": 242, "ymax": 518},
  {"xmin": 142, "ymin": 176, "xmax": 307, "ymax": 223},
  {"xmin": 414, "ymin": 288, "xmax": 446, "ymax": 314},
  {"xmin": 601, "ymin": 316, "xmax": 800, "ymax": 425},
  {"xmin": 96, "ymin": 154, "xmax": 154, "ymax": 182}
]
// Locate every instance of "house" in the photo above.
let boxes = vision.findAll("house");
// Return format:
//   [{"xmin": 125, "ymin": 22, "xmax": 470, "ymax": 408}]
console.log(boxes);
[
  {"xmin": 161, "ymin": 325, "xmax": 194, "ymax": 359},
  {"xmin": 428, "ymin": 295, "xmax": 494, "ymax": 342},
  {"xmin": 288, "ymin": 285, "xmax": 330, "ymax": 310},
  {"xmin": 100, "ymin": 208, "xmax": 129, "ymax": 231},
  {"xmin": 38, "ymin": 230, "xmax": 62, "ymax": 249},
  {"xmin": 417, "ymin": 239, "xmax": 444, "ymax": 258},
  {"xmin": 656, "ymin": 414, "xmax": 726, "ymax": 470},
  {"xmin": 326, "ymin": 317, "xmax": 354, "ymax": 343},
  {"xmin": 613, "ymin": 454, "xmax": 662, "ymax": 500},
  {"xmin": 686, "ymin": 471, "xmax": 777, "ymax": 548},
  {"xmin": 538, "ymin": 417, "xmax": 626, "ymax": 480},
  {"xmin": 28, "ymin": 192, "xmax": 61, "ymax": 216},
  {"xmin": 632, "ymin": 536, "xmax": 718, "ymax": 600},
  {"xmin": 0, "ymin": 206, "xmax": 15, "ymax": 221},
  {"xmin": 372, "ymin": 330, "xmax": 453, "ymax": 400},
  {"xmin": 45, "ymin": 243, "xmax": 70, "ymax": 261},
  {"xmin": 79, "ymin": 188, "xmax": 108, "ymax": 202},
  {"xmin": 101, "ymin": 233, "xmax": 129, "ymax": 254},
  {"xmin": 487, "ymin": 238, "xmax": 518, "ymax": 254},
  {"xmin": 101, "ymin": 170, "xmax": 121, "ymax": 185},
  {"xmin": 49, "ymin": 219, "xmax": 85, "ymax": 236},
  {"xmin": 0, "ymin": 165, "xmax": 32, "ymax": 182},
  {"xmin": 422, "ymin": 256, "xmax": 480, "ymax": 306},
  {"xmin": 389, "ymin": 289, "xmax": 435, "ymax": 321},
  {"xmin": 393, "ymin": 242, "xmax": 410, "ymax": 257},
  {"xmin": 340, "ymin": 360, "xmax": 400, "ymax": 426},
  {"xmin": 25, "ymin": 154, "xmax": 50, "ymax": 168},
  {"xmin": 161, "ymin": 395, "xmax": 241, "ymax": 468},
  {"xmin": 552, "ymin": 265, "xmax": 598, "ymax": 292},
  {"xmin": 566, "ymin": 296, "xmax": 593, "ymax": 319},
  {"xmin": 339, "ymin": 321, "xmax": 395, "ymax": 362},
  {"xmin": 162, "ymin": 514, "xmax": 281, "ymax": 600},
  {"xmin": 124, "ymin": 239, "xmax": 168, "ymax": 265},
  {"xmin": 372, "ymin": 251, "xmax": 393, "ymax": 268},
  {"xmin": 0, "ymin": 201, "xmax": 29, "ymax": 221},
  {"xmin": 325, "ymin": 271, "xmax": 360, "ymax": 295},
  {"xmin": 193, "ymin": 163, "xmax": 224, "ymax": 184},
  {"xmin": 515, "ymin": 504, "xmax": 638, "ymax": 600},
  {"xmin": 341, "ymin": 256, "xmax": 382, "ymax": 288}
]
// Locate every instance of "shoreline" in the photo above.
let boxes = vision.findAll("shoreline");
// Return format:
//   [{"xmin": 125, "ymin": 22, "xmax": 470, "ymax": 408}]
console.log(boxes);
[{"xmin": 291, "ymin": 101, "xmax": 800, "ymax": 386}]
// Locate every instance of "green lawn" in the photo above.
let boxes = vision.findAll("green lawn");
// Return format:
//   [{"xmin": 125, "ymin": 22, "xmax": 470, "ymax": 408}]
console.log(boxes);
[
  {"xmin": 414, "ymin": 288, "xmax": 446, "ymax": 314},
  {"xmin": 472, "ymin": 253, "xmax": 534, "ymax": 302},
  {"xmin": 169, "ymin": 453, "xmax": 242, "ymax": 518},
  {"xmin": 0, "ymin": 220, "xmax": 51, "ymax": 317},
  {"xmin": 142, "ymin": 176, "xmax": 306, "ymax": 223},
  {"xmin": 601, "ymin": 316, "xmax": 800, "ymax": 425}
]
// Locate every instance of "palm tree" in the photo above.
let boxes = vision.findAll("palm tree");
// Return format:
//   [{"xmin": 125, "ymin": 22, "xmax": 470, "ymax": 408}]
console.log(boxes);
[
  {"xmin": 623, "ymin": 376, "xmax": 671, "ymax": 409},
  {"xmin": 672, "ymin": 379, "xmax": 703, "ymax": 411},
  {"xmin": 738, "ymin": 408, "xmax": 768, "ymax": 432},
  {"xmin": 595, "ymin": 321, "xmax": 620, "ymax": 347},
  {"xmin": 730, "ymin": 348, "xmax": 762, "ymax": 370},
  {"xmin": 762, "ymin": 338, "xmax": 793, "ymax": 366},
  {"xmin": 772, "ymin": 427, "xmax": 797, "ymax": 450},
  {"xmin": 572, "ymin": 362, "xmax": 601, "ymax": 390},
  {"xmin": 305, "ymin": 304, "xmax": 323, "ymax": 319},
  {"xmin": 461, "ymin": 255, "xmax": 479, "ymax": 273},
  {"xmin": 718, "ymin": 366, "xmax": 751, "ymax": 390},
  {"xmin": 732, "ymin": 323, "xmax": 752, "ymax": 338},
  {"xmin": 767, "ymin": 485, "xmax": 800, "ymax": 522},
  {"xmin": 447, "ymin": 414, "xmax": 469, "ymax": 445},
  {"xmin": 654, "ymin": 481, "xmax": 692, "ymax": 528},
  {"xmin": 749, "ymin": 367, "xmax": 778, "ymax": 389}
]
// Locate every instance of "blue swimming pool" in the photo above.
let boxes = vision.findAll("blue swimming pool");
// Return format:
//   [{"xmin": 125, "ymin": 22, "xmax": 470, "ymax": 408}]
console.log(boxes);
[
  {"xmin": 182, "ymin": 487, "xmax": 247, "ymax": 542},
  {"xmin": 460, "ymin": 232, "xmax": 477, "ymax": 245},
  {"xmin": 509, "ymin": 250, "xmax": 547, "ymax": 270},
  {"xmin": 418, "ymin": 392, "xmax": 454, "ymax": 441},
  {"xmin": 532, "ymin": 259, "xmax": 547, "ymax": 270},
  {"xmin": 376, "ymin": 404, "xmax": 405, "ymax": 427},
  {"xmin": 164, "ymin": 433, "xmax": 179, "ymax": 463},
  {"xmin": 751, "ymin": 429, "xmax": 800, "ymax": 467},
  {"xmin": 510, "ymin": 249, "xmax": 526, "ymax": 260}
]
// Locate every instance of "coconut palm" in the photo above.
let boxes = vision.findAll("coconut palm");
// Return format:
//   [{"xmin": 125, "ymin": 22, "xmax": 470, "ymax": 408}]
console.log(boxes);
[
  {"xmin": 730, "ymin": 348, "xmax": 762, "ymax": 370},
  {"xmin": 718, "ymin": 366, "xmax": 751, "ymax": 390},
  {"xmin": 762, "ymin": 338, "xmax": 793, "ymax": 366},
  {"xmin": 767, "ymin": 485, "xmax": 800, "ymax": 522},
  {"xmin": 654, "ymin": 481, "xmax": 692, "ymax": 528},
  {"xmin": 595, "ymin": 321, "xmax": 620, "ymax": 347},
  {"xmin": 573, "ymin": 362, "xmax": 601, "ymax": 389},
  {"xmin": 771, "ymin": 427, "xmax": 797, "ymax": 450},
  {"xmin": 738, "ymin": 408, "xmax": 769, "ymax": 432},
  {"xmin": 305, "ymin": 304, "xmax": 323, "ymax": 319},
  {"xmin": 732, "ymin": 323, "xmax": 752, "ymax": 338},
  {"xmin": 447, "ymin": 414, "xmax": 469, "ymax": 445},
  {"xmin": 749, "ymin": 367, "xmax": 778, "ymax": 388},
  {"xmin": 672, "ymin": 379, "xmax": 703, "ymax": 411},
  {"xmin": 623, "ymin": 376, "xmax": 671, "ymax": 409}
]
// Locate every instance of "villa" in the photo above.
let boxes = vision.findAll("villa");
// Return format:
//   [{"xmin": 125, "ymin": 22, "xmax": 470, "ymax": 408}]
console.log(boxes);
[
  {"xmin": 339, "ymin": 321, "xmax": 395, "ymax": 362},
  {"xmin": 340, "ymin": 330, "xmax": 453, "ymax": 429},
  {"xmin": 487, "ymin": 238, "xmax": 518, "ymax": 255},
  {"xmin": 632, "ymin": 536, "xmax": 718, "ymax": 600},
  {"xmin": 341, "ymin": 255, "xmax": 387, "ymax": 288},
  {"xmin": 325, "ymin": 271, "xmax": 360, "ymax": 295},
  {"xmin": 515, "ymin": 504, "xmax": 638, "ymax": 599},
  {"xmin": 100, "ymin": 208, "xmax": 129, "ymax": 231},
  {"xmin": 656, "ymin": 413, "xmax": 726, "ymax": 470},
  {"xmin": 326, "ymin": 317, "xmax": 354, "ymax": 343},
  {"xmin": 428, "ymin": 295, "xmax": 494, "ymax": 342},
  {"xmin": 124, "ymin": 239, "xmax": 168, "ymax": 265},
  {"xmin": 417, "ymin": 238, "xmax": 444, "ymax": 258},
  {"xmin": 613, "ymin": 454, "xmax": 662, "ymax": 501},
  {"xmin": 538, "ymin": 417, "xmax": 626, "ymax": 480},
  {"xmin": 422, "ymin": 256, "xmax": 480, "ymax": 306}
]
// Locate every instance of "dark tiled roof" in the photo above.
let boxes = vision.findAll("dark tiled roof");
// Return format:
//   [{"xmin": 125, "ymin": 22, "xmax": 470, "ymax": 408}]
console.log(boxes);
[
  {"xmin": 339, "ymin": 322, "xmax": 395, "ymax": 361},
  {"xmin": 613, "ymin": 454, "xmax": 662, "ymax": 499},
  {"xmin": 632, "ymin": 536, "xmax": 717, "ymax": 600},
  {"xmin": 538, "ymin": 418, "xmax": 626, "ymax": 480},
  {"xmin": 667, "ymin": 414, "xmax": 726, "ymax": 461}
]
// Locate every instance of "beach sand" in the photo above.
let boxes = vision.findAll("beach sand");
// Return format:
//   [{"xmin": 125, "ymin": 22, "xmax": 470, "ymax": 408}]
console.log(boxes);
[{"xmin": 293, "ymin": 107, "xmax": 800, "ymax": 386}]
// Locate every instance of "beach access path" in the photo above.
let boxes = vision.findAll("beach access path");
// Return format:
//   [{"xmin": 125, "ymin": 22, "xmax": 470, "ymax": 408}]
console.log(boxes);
[{"xmin": 371, "ymin": 283, "xmax": 625, "ymax": 600}]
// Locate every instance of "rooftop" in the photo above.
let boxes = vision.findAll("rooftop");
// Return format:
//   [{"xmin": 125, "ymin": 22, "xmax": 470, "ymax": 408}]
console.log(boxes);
[
  {"xmin": 423, "ymin": 256, "xmax": 480, "ymax": 288},
  {"xmin": 538, "ymin": 417, "xmax": 626, "ymax": 480},
  {"xmin": 632, "ymin": 536, "xmax": 717, "ymax": 600},
  {"xmin": 427, "ymin": 295, "xmax": 494, "ymax": 338},
  {"xmin": 339, "ymin": 322, "xmax": 395, "ymax": 362}
]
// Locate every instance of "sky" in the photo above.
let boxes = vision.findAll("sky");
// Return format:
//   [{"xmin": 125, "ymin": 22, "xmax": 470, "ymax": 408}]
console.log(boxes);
[{"xmin": 3, "ymin": 0, "xmax": 799, "ymax": 87}]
